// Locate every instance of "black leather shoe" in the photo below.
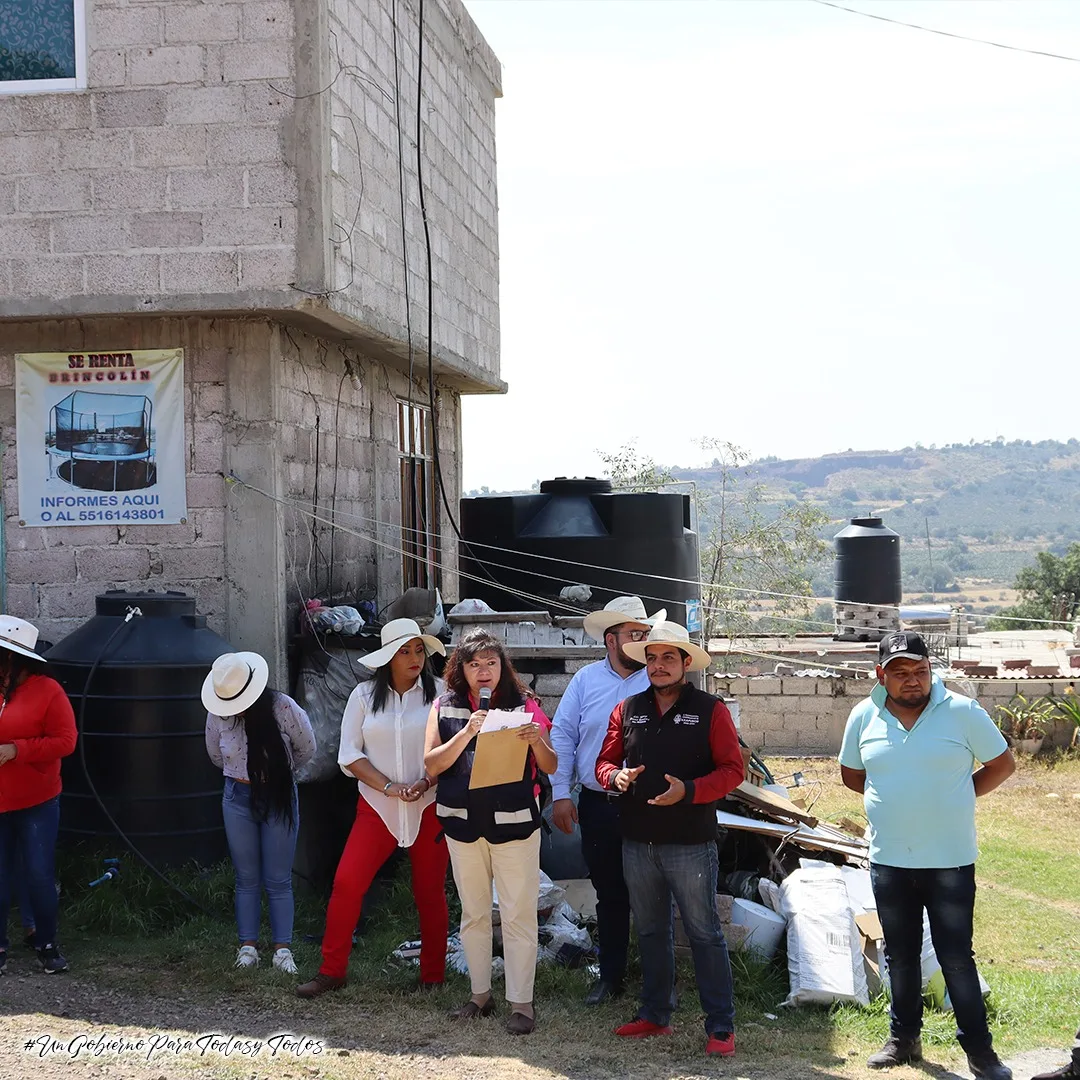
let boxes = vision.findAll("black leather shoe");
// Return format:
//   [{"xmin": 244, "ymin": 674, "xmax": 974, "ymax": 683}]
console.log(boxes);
[
  {"xmin": 584, "ymin": 980, "xmax": 624, "ymax": 1006},
  {"xmin": 967, "ymin": 1048, "xmax": 1012, "ymax": 1080},
  {"xmin": 1031, "ymin": 1063, "xmax": 1080, "ymax": 1080},
  {"xmin": 868, "ymin": 1035, "xmax": 922, "ymax": 1068}
]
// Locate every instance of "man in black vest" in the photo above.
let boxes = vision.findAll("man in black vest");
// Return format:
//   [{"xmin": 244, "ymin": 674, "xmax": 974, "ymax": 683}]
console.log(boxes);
[{"xmin": 595, "ymin": 621, "xmax": 744, "ymax": 1058}]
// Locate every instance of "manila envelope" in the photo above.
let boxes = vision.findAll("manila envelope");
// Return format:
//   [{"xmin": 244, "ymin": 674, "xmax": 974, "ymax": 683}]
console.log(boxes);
[{"xmin": 468, "ymin": 724, "xmax": 531, "ymax": 789}]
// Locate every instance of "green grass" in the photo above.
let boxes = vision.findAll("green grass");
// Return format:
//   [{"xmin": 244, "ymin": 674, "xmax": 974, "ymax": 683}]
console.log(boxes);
[{"xmin": 9, "ymin": 754, "xmax": 1079, "ymax": 1079}]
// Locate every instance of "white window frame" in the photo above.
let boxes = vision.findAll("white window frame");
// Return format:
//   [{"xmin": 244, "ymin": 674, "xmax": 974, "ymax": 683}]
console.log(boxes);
[{"xmin": 0, "ymin": 0, "xmax": 87, "ymax": 95}]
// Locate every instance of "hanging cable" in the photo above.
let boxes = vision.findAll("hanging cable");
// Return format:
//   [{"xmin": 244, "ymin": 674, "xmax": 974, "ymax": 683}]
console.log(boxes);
[
  {"xmin": 809, "ymin": 0, "xmax": 1080, "ymax": 64},
  {"xmin": 75, "ymin": 607, "xmax": 209, "ymax": 915}
]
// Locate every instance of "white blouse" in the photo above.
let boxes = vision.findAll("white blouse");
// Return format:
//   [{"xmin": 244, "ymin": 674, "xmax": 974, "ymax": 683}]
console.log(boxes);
[{"xmin": 338, "ymin": 677, "xmax": 445, "ymax": 847}]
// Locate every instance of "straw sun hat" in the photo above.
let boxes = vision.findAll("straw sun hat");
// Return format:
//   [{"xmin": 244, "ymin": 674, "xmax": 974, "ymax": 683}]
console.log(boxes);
[
  {"xmin": 360, "ymin": 618, "xmax": 446, "ymax": 670},
  {"xmin": 622, "ymin": 621, "xmax": 711, "ymax": 672}
]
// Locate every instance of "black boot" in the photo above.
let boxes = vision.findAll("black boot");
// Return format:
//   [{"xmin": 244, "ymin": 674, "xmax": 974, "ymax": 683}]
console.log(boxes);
[
  {"xmin": 1031, "ymin": 1062, "xmax": 1080, "ymax": 1080},
  {"xmin": 584, "ymin": 979, "xmax": 624, "ymax": 1006},
  {"xmin": 867, "ymin": 1035, "xmax": 923, "ymax": 1069},
  {"xmin": 967, "ymin": 1047, "xmax": 1012, "ymax": 1080}
]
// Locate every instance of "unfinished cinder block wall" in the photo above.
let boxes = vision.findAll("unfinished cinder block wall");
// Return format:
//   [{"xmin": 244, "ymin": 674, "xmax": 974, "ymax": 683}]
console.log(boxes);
[
  {"xmin": 0, "ymin": 0, "xmax": 502, "ymax": 679},
  {"xmin": 0, "ymin": 317, "xmax": 459, "ymax": 664}
]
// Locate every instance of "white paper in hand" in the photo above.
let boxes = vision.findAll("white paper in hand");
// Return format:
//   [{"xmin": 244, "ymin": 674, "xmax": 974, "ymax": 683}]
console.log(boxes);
[{"xmin": 479, "ymin": 709, "xmax": 531, "ymax": 734}]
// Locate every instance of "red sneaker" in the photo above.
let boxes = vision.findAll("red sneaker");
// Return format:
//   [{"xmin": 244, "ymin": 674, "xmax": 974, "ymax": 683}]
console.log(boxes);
[
  {"xmin": 614, "ymin": 1018, "xmax": 674, "ymax": 1038},
  {"xmin": 706, "ymin": 1032, "xmax": 736, "ymax": 1057}
]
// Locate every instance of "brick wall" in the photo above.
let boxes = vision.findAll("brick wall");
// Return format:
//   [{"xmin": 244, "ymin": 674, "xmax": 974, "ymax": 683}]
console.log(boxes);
[
  {"xmin": 1, "ymin": 318, "xmax": 228, "ymax": 645},
  {"xmin": 274, "ymin": 322, "xmax": 461, "ymax": 612},
  {"xmin": 0, "ymin": 0, "xmax": 503, "ymax": 391},
  {"xmin": 708, "ymin": 675, "xmax": 1080, "ymax": 755},
  {"xmin": 326, "ymin": 0, "xmax": 501, "ymax": 377},
  {"xmin": 0, "ymin": 0, "xmax": 298, "ymax": 311},
  {"xmin": 1, "ymin": 315, "xmax": 461, "ymax": 653}
]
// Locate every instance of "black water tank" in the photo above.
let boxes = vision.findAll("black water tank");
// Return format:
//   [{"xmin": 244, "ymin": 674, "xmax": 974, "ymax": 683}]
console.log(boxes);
[
  {"xmin": 459, "ymin": 477, "xmax": 699, "ymax": 625},
  {"xmin": 48, "ymin": 590, "xmax": 233, "ymax": 867},
  {"xmin": 833, "ymin": 517, "xmax": 902, "ymax": 606}
]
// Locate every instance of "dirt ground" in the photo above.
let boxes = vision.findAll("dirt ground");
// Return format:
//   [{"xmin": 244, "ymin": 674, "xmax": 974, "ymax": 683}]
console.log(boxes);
[{"xmin": 0, "ymin": 963, "xmax": 1070, "ymax": 1080}]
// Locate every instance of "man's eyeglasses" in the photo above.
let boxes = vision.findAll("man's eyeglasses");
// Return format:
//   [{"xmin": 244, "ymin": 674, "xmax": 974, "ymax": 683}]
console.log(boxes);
[{"xmin": 617, "ymin": 629, "xmax": 649, "ymax": 642}]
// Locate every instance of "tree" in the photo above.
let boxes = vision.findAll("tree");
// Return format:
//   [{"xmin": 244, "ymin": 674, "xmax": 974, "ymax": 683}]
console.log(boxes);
[
  {"xmin": 989, "ymin": 543, "xmax": 1080, "ymax": 629},
  {"xmin": 598, "ymin": 441, "xmax": 829, "ymax": 639},
  {"xmin": 596, "ymin": 442, "xmax": 672, "ymax": 493}
]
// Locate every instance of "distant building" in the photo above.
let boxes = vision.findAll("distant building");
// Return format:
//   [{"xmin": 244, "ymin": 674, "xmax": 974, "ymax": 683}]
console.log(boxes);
[{"xmin": 0, "ymin": 0, "xmax": 503, "ymax": 678}]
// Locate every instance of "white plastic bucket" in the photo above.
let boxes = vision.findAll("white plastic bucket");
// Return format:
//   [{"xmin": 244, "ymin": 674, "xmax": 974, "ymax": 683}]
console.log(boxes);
[{"xmin": 730, "ymin": 897, "xmax": 787, "ymax": 961}]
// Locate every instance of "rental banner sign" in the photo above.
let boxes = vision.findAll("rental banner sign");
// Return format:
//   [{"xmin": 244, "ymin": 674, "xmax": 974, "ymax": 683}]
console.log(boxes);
[{"xmin": 16, "ymin": 349, "xmax": 188, "ymax": 527}]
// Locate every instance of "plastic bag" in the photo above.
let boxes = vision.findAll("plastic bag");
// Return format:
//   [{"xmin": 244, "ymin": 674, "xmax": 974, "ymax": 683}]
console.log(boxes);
[
  {"xmin": 449, "ymin": 598, "xmax": 496, "ymax": 617},
  {"xmin": 780, "ymin": 864, "xmax": 869, "ymax": 1007},
  {"xmin": 310, "ymin": 605, "xmax": 365, "ymax": 636},
  {"xmin": 538, "ymin": 912, "xmax": 593, "ymax": 967}
]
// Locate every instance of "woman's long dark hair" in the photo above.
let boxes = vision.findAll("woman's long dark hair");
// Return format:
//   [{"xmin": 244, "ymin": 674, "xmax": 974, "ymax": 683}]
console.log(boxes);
[
  {"xmin": 0, "ymin": 651, "xmax": 45, "ymax": 703},
  {"xmin": 369, "ymin": 655, "xmax": 438, "ymax": 714},
  {"xmin": 234, "ymin": 688, "xmax": 295, "ymax": 828},
  {"xmin": 443, "ymin": 630, "xmax": 532, "ymax": 708}
]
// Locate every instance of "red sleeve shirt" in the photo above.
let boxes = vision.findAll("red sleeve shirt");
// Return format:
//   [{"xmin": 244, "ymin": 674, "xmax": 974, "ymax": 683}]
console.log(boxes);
[
  {"xmin": 0, "ymin": 673, "xmax": 77, "ymax": 813},
  {"xmin": 595, "ymin": 697, "xmax": 744, "ymax": 804}
]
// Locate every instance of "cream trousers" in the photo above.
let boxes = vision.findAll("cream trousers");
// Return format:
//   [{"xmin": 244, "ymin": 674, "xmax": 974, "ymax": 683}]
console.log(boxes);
[{"xmin": 446, "ymin": 830, "xmax": 541, "ymax": 1004}]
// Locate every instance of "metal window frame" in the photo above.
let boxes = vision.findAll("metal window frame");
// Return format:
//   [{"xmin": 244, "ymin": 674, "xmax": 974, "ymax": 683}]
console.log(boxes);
[{"xmin": 397, "ymin": 399, "xmax": 439, "ymax": 591}]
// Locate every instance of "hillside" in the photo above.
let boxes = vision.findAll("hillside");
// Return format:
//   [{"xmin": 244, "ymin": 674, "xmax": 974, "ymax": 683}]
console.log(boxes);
[{"xmin": 672, "ymin": 438, "xmax": 1080, "ymax": 602}]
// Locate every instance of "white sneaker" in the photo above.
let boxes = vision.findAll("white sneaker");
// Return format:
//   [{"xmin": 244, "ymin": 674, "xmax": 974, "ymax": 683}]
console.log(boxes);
[
  {"xmin": 272, "ymin": 948, "xmax": 297, "ymax": 975},
  {"xmin": 235, "ymin": 945, "xmax": 259, "ymax": 969}
]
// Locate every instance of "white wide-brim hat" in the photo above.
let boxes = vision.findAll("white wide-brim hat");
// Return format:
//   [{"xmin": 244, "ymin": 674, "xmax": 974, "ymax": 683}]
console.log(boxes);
[
  {"xmin": 622, "ymin": 620, "xmax": 712, "ymax": 672},
  {"xmin": 360, "ymin": 618, "xmax": 446, "ymax": 670},
  {"xmin": 202, "ymin": 651, "xmax": 270, "ymax": 716},
  {"xmin": 582, "ymin": 596, "xmax": 667, "ymax": 642},
  {"xmin": 0, "ymin": 615, "xmax": 46, "ymax": 663}
]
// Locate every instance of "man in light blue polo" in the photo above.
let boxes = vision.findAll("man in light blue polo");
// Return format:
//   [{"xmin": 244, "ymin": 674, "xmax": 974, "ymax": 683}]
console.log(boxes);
[
  {"xmin": 550, "ymin": 596, "xmax": 663, "ymax": 1006},
  {"xmin": 839, "ymin": 630, "xmax": 1015, "ymax": 1080}
]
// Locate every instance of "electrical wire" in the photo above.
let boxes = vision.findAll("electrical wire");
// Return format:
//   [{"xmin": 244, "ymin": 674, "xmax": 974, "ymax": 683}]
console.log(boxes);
[
  {"xmin": 245, "ymin": 482, "xmax": 1080, "ymax": 637},
  {"xmin": 224, "ymin": 482, "xmax": 829, "ymax": 629},
  {"xmin": 229, "ymin": 474, "xmax": 594, "ymax": 616},
  {"xmin": 75, "ymin": 607, "xmax": 209, "ymax": 915},
  {"xmin": 809, "ymin": 0, "xmax": 1080, "ymax": 64}
]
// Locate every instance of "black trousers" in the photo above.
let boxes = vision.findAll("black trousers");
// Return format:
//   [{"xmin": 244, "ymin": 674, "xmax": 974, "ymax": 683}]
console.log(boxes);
[{"xmin": 577, "ymin": 788, "xmax": 630, "ymax": 984}]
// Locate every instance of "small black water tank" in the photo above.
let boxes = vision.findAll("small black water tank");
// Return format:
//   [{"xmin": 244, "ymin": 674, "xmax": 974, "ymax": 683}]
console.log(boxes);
[
  {"xmin": 48, "ymin": 590, "xmax": 233, "ymax": 867},
  {"xmin": 833, "ymin": 517, "xmax": 902, "ymax": 606},
  {"xmin": 459, "ymin": 476, "xmax": 699, "ymax": 624}
]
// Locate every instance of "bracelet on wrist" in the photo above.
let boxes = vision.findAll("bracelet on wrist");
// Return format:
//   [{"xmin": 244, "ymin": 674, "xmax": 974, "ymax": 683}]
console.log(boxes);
[{"xmin": 382, "ymin": 779, "xmax": 394, "ymax": 794}]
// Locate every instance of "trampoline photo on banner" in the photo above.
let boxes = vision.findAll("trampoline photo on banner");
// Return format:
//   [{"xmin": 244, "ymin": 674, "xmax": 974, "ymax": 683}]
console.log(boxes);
[{"xmin": 15, "ymin": 348, "xmax": 188, "ymax": 527}]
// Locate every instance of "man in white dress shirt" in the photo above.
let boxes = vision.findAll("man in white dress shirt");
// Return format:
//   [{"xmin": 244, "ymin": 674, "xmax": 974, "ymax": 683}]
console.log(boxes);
[{"xmin": 550, "ymin": 596, "xmax": 664, "ymax": 1005}]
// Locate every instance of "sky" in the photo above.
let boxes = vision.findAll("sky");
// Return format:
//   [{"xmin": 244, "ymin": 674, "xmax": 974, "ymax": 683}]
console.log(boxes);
[{"xmin": 458, "ymin": 0, "xmax": 1080, "ymax": 491}]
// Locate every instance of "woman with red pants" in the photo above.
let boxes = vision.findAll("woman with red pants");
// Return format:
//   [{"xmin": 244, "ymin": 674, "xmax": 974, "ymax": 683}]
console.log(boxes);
[{"xmin": 296, "ymin": 619, "xmax": 447, "ymax": 998}]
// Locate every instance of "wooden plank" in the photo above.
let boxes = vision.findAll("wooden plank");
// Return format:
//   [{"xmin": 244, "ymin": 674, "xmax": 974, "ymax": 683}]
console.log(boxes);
[
  {"xmin": 729, "ymin": 780, "xmax": 820, "ymax": 828},
  {"xmin": 448, "ymin": 611, "xmax": 553, "ymax": 625},
  {"xmin": 504, "ymin": 646, "xmax": 603, "ymax": 659}
]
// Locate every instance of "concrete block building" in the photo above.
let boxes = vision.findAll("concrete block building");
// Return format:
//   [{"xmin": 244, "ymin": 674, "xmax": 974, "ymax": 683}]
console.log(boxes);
[{"xmin": 0, "ymin": 0, "xmax": 503, "ymax": 682}]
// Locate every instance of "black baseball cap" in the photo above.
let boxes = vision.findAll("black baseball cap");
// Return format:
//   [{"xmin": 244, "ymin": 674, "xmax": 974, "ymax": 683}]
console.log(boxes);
[{"xmin": 878, "ymin": 631, "xmax": 930, "ymax": 669}]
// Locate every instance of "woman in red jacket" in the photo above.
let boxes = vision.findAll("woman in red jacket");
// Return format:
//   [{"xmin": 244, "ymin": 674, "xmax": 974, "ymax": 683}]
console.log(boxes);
[{"xmin": 0, "ymin": 615, "xmax": 77, "ymax": 974}]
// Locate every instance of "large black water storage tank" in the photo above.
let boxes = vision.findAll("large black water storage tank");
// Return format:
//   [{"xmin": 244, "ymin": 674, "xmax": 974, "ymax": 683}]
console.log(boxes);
[
  {"xmin": 48, "ymin": 590, "xmax": 233, "ymax": 867},
  {"xmin": 833, "ymin": 517, "xmax": 902, "ymax": 606},
  {"xmin": 459, "ymin": 477, "xmax": 699, "ymax": 624}
]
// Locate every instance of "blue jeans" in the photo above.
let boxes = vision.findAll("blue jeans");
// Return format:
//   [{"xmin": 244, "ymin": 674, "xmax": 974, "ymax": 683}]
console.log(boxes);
[
  {"xmin": 871, "ymin": 863, "xmax": 991, "ymax": 1053},
  {"xmin": 578, "ymin": 790, "xmax": 630, "ymax": 984},
  {"xmin": 0, "ymin": 796, "xmax": 61, "ymax": 950},
  {"xmin": 6, "ymin": 843, "xmax": 36, "ymax": 932},
  {"xmin": 623, "ymin": 839, "xmax": 735, "ymax": 1035},
  {"xmin": 222, "ymin": 778, "xmax": 299, "ymax": 946}
]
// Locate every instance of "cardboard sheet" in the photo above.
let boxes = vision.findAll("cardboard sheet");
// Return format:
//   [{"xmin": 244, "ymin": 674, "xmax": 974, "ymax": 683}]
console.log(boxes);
[
  {"xmin": 729, "ymin": 780, "xmax": 819, "ymax": 828},
  {"xmin": 468, "ymin": 721, "xmax": 531, "ymax": 789},
  {"xmin": 716, "ymin": 808, "xmax": 869, "ymax": 860}
]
